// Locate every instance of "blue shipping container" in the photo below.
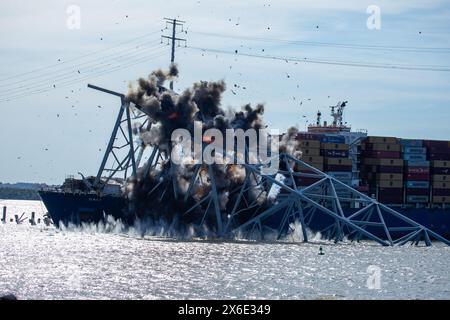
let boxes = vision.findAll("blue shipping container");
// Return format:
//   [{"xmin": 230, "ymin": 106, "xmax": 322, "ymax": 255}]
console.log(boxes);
[
  {"xmin": 405, "ymin": 160, "xmax": 430, "ymax": 167},
  {"xmin": 399, "ymin": 139, "xmax": 423, "ymax": 147},
  {"xmin": 402, "ymin": 147, "xmax": 426, "ymax": 154},
  {"xmin": 403, "ymin": 153, "xmax": 427, "ymax": 161},
  {"xmin": 320, "ymin": 134, "xmax": 346, "ymax": 144},
  {"xmin": 406, "ymin": 181, "xmax": 429, "ymax": 188},
  {"xmin": 406, "ymin": 195, "xmax": 429, "ymax": 203}
]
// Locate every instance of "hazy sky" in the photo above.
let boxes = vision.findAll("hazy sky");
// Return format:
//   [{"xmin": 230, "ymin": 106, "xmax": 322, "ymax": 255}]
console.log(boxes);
[{"xmin": 1, "ymin": 0, "xmax": 450, "ymax": 184}]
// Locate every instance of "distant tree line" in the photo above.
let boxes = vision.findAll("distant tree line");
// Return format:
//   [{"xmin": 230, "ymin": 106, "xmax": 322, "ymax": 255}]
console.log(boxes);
[{"xmin": 0, "ymin": 187, "xmax": 41, "ymax": 200}]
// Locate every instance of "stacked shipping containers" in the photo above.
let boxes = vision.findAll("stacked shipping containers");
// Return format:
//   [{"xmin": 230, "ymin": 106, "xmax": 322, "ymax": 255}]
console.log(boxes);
[
  {"xmin": 320, "ymin": 135, "xmax": 352, "ymax": 198},
  {"xmin": 296, "ymin": 133, "xmax": 323, "ymax": 186},
  {"xmin": 359, "ymin": 136, "xmax": 404, "ymax": 203},
  {"xmin": 400, "ymin": 139, "xmax": 430, "ymax": 204},
  {"xmin": 425, "ymin": 140, "xmax": 450, "ymax": 205},
  {"xmin": 294, "ymin": 131, "xmax": 450, "ymax": 207}
]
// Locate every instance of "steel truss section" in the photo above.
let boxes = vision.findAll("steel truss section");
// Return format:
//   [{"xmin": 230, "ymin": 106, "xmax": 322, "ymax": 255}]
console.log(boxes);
[{"xmin": 88, "ymin": 84, "xmax": 450, "ymax": 246}]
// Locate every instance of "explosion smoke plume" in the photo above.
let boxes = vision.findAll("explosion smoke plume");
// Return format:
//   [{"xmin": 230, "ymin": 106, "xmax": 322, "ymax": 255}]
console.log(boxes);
[{"xmin": 125, "ymin": 65, "xmax": 302, "ymax": 235}]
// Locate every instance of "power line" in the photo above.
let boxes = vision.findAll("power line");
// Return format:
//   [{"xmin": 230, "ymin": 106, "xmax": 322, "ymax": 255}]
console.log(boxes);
[
  {"xmin": 0, "ymin": 42, "xmax": 166, "ymax": 96},
  {"xmin": 190, "ymin": 30, "xmax": 450, "ymax": 53},
  {"xmin": 0, "ymin": 48, "xmax": 169, "ymax": 103},
  {"xmin": 186, "ymin": 46, "xmax": 450, "ymax": 72},
  {"xmin": 0, "ymin": 30, "xmax": 162, "ymax": 83}
]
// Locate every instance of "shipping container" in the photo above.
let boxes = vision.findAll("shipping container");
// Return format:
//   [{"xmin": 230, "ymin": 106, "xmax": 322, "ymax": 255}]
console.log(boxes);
[
  {"xmin": 376, "ymin": 173, "xmax": 403, "ymax": 181},
  {"xmin": 321, "ymin": 142, "xmax": 349, "ymax": 151},
  {"xmin": 362, "ymin": 158, "xmax": 403, "ymax": 166},
  {"xmin": 432, "ymin": 189, "xmax": 450, "ymax": 196},
  {"xmin": 427, "ymin": 146, "xmax": 450, "ymax": 154},
  {"xmin": 297, "ymin": 177, "xmax": 322, "ymax": 186},
  {"xmin": 325, "ymin": 164, "xmax": 352, "ymax": 172},
  {"xmin": 423, "ymin": 140, "xmax": 449, "ymax": 148},
  {"xmin": 321, "ymin": 134, "xmax": 345, "ymax": 144},
  {"xmin": 406, "ymin": 195, "xmax": 429, "ymax": 203},
  {"xmin": 302, "ymin": 156, "xmax": 324, "ymax": 163},
  {"xmin": 366, "ymin": 136, "xmax": 398, "ymax": 144},
  {"xmin": 321, "ymin": 150, "xmax": 349, "ymax": 158},
  {"xmin": 406, "ymin": 188, "xmax": 429, "ymax": 196},
  {"xmin": 298, "ymin": 140, "xmax": 321, "ymax": 148},
  {"xmin": 377, "ymin": 180, "xmax": 403, "ymax": 188},
  {"xmin": 429, "ymin": 153, "xmax": 450, "ymax": 161},
  {"xmin": 432, "ymin": 167, "xmax": 450, "ymax": 175},
  {"xmin": 402, "ymin": 146, "xmax": 426, "ymax": 154},
  {"xmin": 325, "ymin": 157, "xmax": 352, "ymax": 166},
  {"xmin": 405, "ymin": 166, "xmax": 430, "ymax": 174},
  {"xmin": 432, "ymin": 175, "xmax": 450, "ymax": 182},
  {"xmin": 296, "ymin": 133, "xmax": 322, "ymax": 141},
  {"xmin": 361, "ymin": 143, "xmax": 401, "ymax": 152},
  {"xmin": 431, "ymin": 160, "xmax": 450, "ymax": 168},
  {"xmin": 406, "ymin": 181, "xmax": 429, "ymax": 188},
  {"xmin": 378, "ymin": 195, "xmax": 403, "ymax": 204},
  {"xmin": 301, "ymin": 148, "xmax": 321, "ymax": 156},
  {"xmin": 297, "ymin": 162, "xmax": 324, "ymax": 171},
  {"xmin": 378, "ymin": 187, "xmax": 403, "ymax": 195},
  {"xmin": 362, "ymin": 150, "xmax": 401, "ymax": 159},
  {"xmin": 432, "ymin": 181, "xmax": 450, "ymax": 189},
  {"xmin": 404, "ymin": 173, "xmax": 430, "ymax": 181},
  {"xmin": 432, "ymin": 196, "xmax": 450, "ymax": 204},
  {"xmin": 403, "ymin": 153, "xmax": 427, "ymax": 161},
  {"xmin": 405, "ymin": 160, "xmax": 430, "ymax": 167},
  {"xmin": 399, "ymin": 139, "xmax": 423, "ymax": 147}
]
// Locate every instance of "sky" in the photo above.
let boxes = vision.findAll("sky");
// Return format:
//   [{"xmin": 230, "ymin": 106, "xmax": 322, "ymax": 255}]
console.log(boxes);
[{"xmin": 0, "ymin": 0, "xmax": 450, "ymax": 184}]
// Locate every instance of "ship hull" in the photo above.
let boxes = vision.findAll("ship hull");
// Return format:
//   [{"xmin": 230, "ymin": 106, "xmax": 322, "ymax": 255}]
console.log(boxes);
[
  {"xmin": 39, "ymin": 190, "xmax": 450, "ymax": 240},
  {"xmin": 38, "ymin": 190, "xmax": 129, "ymax": 226}
]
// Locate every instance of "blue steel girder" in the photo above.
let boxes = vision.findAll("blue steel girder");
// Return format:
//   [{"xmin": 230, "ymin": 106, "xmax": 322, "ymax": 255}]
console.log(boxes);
[{"xmin": 226, "ymin": 153, "xmax": 450, "ymax": 246}]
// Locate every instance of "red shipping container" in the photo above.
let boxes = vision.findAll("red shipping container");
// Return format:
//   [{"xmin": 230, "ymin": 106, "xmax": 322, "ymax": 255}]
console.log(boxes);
[
  {"xmin": 326, "ymin": 164, "xmax": 352, "ymax": 172},
  {"xmin": 433, "ymin": 189, "xmax": 450, "ymax": 196},
  {"xmin": 429, "ymin": 153, "xmax": 450, "ymax": 160},
  {"xmin": 427, "ymin": 146, "xmax": 450, "ymax": 154},
  {"xmin": 423, "ymin": 140, "xmax": 449, "ymax": 148},
  {"xmin": 404, "ymin": 173, "xmax": 430, "ymax": 181},
  {"xmin": 378, "ymin": 187, "xmax": 403, "ymax": 196},
  {"xmin": 432, "ymin": 167, "xmax": 450, "ymax": 175},
  {"xmin": 297, "ymin": 177, "xmax": 321, "ymax": 186},
  {"xmin": 362, "ymin": 150, "xmax": 400, "ymax": 159},
  {"xmin": 378, "ymin": 194, "xmax": 403, "ymax": 204},
  {"xmin": 377, "ymin": 165, "xmax": 403, "ymax": 173},
  {"xmin": 405, "ymin": 166, "xmax": 430, "ymax": 174},
  {"xmin": 406, "ymin": 188, "xmax": 429, "ymax": 196}
]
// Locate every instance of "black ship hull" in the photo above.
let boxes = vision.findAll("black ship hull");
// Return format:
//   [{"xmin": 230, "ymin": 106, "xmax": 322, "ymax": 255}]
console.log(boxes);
[{"xmin": 38, "ymin": 190, "xmax": 129, "ymax": 226}]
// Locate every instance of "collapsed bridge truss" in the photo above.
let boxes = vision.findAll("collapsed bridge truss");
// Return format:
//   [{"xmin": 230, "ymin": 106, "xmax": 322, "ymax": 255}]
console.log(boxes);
[{"xmin": 88, "ymin": 84, "xmax": 450, "ymax": 247}]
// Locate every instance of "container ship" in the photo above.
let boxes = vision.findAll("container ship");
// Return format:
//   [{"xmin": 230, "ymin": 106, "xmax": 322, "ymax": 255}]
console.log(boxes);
[
  {"xmin": 38, "ymin": 81, "xmax": 450, "ymax": 241},
  {"xmin": 295, "ymin": 102, "xmax": 450, "ymax": 238}
]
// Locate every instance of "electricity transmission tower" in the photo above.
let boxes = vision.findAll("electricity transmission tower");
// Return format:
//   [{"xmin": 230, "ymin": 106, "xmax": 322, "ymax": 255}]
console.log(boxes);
[{"xmin": 161, "ymin": 18, "xmax": 187, "ymax": 90}]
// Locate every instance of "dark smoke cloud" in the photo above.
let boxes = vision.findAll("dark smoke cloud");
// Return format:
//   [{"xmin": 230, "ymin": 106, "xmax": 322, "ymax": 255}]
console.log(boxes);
[{"xmin": 125, "ymin": 65, "xmax": 302, "ymax": 236}]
